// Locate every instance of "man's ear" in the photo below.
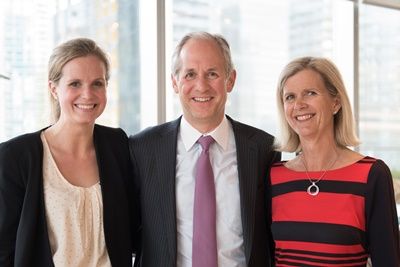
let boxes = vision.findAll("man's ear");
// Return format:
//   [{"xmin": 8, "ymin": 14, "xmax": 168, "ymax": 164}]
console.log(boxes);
[
  {"xmin": 226, "ymin": 70, "xmax": 236, "ymax": 93},
  {"xmin": 171, "ymin": 74, "xmax": 179, "ymax": 94}
]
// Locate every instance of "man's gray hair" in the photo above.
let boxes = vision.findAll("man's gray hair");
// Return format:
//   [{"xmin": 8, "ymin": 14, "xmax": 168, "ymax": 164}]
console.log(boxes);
[{"xmin": 171, "ymin": 31, "xmax": 235, "ymax": 78}]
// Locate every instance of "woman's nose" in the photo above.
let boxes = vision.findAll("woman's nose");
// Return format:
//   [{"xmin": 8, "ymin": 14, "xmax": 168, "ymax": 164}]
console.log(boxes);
[
  {"xmin": 294, "ymin": 98, "xmax": 307, "ymax": 110},
  {"xmin": 81, "ymin": 84, "xmax": 92, "ymax": 98}
]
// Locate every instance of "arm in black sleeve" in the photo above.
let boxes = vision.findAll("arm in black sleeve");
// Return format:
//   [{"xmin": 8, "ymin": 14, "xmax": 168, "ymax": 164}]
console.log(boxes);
[
  {"xmin": 365, "ymin": 159, "xmax": 400, "ymax": 266},
  {"xmin": 0, "ymin": 143, "xmax": 25, "ymax": 267}
]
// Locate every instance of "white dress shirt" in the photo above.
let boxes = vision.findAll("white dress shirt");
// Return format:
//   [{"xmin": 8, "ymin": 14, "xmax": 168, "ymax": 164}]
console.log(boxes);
[{"xmin": 176, "ymin": 116, "xmax": 246, "ymax": 267}]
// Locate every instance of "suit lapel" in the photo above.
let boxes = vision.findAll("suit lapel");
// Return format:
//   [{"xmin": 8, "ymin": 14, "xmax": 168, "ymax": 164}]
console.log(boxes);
[
  {"xmin": 230, "ymin": 118, "xmax": 259, "ymax": 264},
  {"xmin": 154, "ymin": 118, "xmax": 180, "ymax": 263}
]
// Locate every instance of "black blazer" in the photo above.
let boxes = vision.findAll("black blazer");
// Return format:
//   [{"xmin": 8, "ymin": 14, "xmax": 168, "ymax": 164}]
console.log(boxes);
[
  {"xmin": 129, "ymin": 116, "xmax": 281, "ymax": 267},
  {"xmin": 0, "ymin": 124, "xmax": 133, "ymax": 267}
]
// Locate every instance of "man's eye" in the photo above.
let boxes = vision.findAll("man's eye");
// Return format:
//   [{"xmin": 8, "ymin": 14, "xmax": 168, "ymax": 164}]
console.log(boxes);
[
  {"xmin": 184, "ymin": 72, "xmax": 195, "ymax": 80},
  {"xmin": 93, "ymin": 81, "xmax": 104, "ymax": 87},
  {"xmin": 208, "ymin": 72, "xmax": 218, "ymax": 79}
]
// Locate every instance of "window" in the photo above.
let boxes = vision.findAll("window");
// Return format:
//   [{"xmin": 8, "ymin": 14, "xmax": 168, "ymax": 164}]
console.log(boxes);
[
  {"xmin": 359, "ymin": 3, "xmax": 400, "ymax": 177},
  {"xmin": 0, "ymin": 0, "xmax": 156, "ymax": 140}
]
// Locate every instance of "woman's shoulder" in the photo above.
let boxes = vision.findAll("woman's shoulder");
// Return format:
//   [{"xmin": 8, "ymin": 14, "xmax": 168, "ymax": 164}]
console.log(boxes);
[
  {"xmin": 94, "ymin": 124, "xmax": 128, "ymax": 140},
  {"xmin": 339, "ymin": 154, "xmax": 392, "ymax": 185},
  {"xmin": 363, "ymin": 156, "xmax": 391, "ymax": 176},
  {"xmin": 93, "ymin": 125, "xmax": 130, "ymax": 158},
  {"xmin": 0, "ymin": 129, "xmax": 44, "ymax": 154},
  {"xmin": 344, "ymin": 152, "xmax": 388, "ymax": 173},
  {"xmin": 272, "ymin": 160, "xmax": 289, "ymax": 169}
]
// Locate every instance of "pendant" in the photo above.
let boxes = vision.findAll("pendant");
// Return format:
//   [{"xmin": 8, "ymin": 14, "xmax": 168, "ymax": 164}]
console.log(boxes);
[{"xmin": 307, "ymin": 182, "xmax": 319, "ymax": 196}]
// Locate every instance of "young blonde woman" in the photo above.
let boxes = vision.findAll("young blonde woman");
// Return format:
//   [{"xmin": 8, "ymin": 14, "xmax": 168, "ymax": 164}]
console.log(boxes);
[{"xmin": 0, "ymin": 38, "xmax": 135, "ymax": 266}]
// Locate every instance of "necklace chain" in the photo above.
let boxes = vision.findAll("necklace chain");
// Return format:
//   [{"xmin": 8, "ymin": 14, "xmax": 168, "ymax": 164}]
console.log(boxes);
[{"xmin": 300, "ymin": 153, "xmax": 339, "ymax": 196}]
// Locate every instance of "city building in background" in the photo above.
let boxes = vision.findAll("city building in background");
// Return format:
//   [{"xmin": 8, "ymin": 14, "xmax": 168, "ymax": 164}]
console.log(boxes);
[
  {"xmin": 53, "ymin": 0, "xmax": 141, "ymax": 134},
  {"xmin": 0, "ymin": 0, "xmax": 53, "ymax": 140},
  {"xmin": 359, "ymin": 4, "xmax": 400, "ymax": 170}
]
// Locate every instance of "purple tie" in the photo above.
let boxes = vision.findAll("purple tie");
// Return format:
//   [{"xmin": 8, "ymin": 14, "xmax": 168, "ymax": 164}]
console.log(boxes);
[{"xmin": 192, "ymin": 135, "xmax": 217, "ymax": 267}]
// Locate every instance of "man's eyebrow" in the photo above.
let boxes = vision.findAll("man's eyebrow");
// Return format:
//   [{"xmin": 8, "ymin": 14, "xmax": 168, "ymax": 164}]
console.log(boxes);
[{"xmin": 182, "ymin": 68, "xmax": 195, "ymax": 72}]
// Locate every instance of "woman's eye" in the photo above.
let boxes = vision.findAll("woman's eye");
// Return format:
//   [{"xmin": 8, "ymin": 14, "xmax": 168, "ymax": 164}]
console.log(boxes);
[
  {"xmin": 69, "ymin": 81, "xmax": 80, "ymax": 87},
  {"xmin": 93, "ymin": 81, "xmax": 104, "ymax": 87},
  {"xmin": 284, "ymin": 94, "xmax": 294, "ymax": 101},
  {"xmin": 306, "ymin": 91, "xmax": 317, "ymax": 96}
]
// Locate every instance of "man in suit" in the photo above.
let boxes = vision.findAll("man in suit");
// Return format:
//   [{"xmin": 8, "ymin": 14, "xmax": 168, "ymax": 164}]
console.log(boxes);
[{"xmin": 129, "ymin": 31, "xmax": 280, "ymax": 267}]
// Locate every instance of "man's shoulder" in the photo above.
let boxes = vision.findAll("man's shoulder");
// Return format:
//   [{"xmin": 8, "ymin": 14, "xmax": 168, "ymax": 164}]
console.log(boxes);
[
  {"xmin": 228, "ymin": 116, "xmax": 275, "ymax": 141},
  {"xmin": 129, "ymin": 118, "xmax": 180, "ymax": 143}
]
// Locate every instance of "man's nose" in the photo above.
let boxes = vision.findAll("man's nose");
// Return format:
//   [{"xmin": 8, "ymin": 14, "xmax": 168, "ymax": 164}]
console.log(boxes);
[{"xmin": 195, "ymin": 76, "xmax": 210, "ymax": 92}]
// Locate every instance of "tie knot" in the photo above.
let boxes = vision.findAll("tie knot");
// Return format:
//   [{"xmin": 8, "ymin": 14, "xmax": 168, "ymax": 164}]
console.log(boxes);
[{"xmin": 198, "ymin": 135, "xmax": 215, "ymax": 151}]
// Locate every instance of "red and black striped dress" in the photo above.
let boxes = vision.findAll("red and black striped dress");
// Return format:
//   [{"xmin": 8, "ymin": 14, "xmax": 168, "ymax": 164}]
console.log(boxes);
[{"xmin": 270, "ymin": 156, "xmax": 400, "ymax": 267}]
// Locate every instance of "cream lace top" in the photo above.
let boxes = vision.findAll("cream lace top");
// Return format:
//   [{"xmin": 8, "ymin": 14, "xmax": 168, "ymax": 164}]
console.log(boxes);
[{"xmin": 41, "ymin": 132, "xmax": 111, "ymax": 267}]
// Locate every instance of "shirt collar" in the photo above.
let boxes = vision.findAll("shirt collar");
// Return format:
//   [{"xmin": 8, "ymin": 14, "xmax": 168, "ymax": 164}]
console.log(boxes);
[{"xmin": 180, "ymin": 116, "xmax": 230, "ymax": 152}]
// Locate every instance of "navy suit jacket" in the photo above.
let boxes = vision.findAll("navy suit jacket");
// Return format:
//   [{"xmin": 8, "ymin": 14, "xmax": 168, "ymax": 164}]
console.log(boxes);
[
  {"xmin": 129, "ymin": 116, "xmax": 281, "ymax": 267},
  {"xmin": 0, "ymin": 125, "xmax": 133, "ymax": 267}
]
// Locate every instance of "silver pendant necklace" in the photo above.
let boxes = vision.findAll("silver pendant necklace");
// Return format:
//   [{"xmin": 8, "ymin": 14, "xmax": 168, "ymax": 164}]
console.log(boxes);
[{"xmin": 300, "ymin": 153, "xmax": 339, "ymax": 196}]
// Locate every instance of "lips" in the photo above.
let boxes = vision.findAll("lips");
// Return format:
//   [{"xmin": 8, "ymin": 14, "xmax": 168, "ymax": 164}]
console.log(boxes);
[
  {"xmin": 193, "ymin": 97, "xmax": 212, "ymax": 102},
  {"xmin": 296, "ymin": 114, "xmax": 314, "ymax": 121},
  {"xmin": 74, "ymin": 104, "xmax": 96, "ymax": 110}
]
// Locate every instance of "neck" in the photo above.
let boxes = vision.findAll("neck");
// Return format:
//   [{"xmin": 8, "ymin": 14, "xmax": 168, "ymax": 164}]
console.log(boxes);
[
  {"xmin": 185, "ymin": 116, "xmax": 224, "ymax": 134},
  {"xmin": 45, "ymin": 121, "xmax": 95, "ymax": 156},
  {"xmin": 300, "ymin": 138, "xmax": 341, "ymax": 171},
  {"xmin": 301, "ymin": 150, "xmax": 339, "ymax": 172}
]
